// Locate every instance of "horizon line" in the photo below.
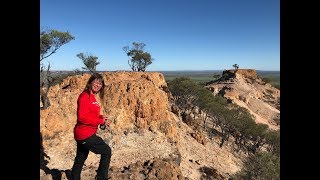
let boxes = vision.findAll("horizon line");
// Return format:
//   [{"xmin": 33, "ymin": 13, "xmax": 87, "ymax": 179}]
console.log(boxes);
[{"xmin": 49, "ymin": 69, "xmax": 280, "ymax": 72}]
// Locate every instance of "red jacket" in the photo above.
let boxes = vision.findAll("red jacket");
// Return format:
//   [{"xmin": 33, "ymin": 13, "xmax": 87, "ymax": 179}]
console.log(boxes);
[{"xmin": 74, "ymin": 90, "xmax": 105, "ymax": 140}]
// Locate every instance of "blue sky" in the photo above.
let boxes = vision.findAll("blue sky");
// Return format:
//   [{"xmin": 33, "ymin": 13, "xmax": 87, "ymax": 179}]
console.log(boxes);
[{"xmin": 40, "ymin": 0, "xmax": 279, "ymax": 71}]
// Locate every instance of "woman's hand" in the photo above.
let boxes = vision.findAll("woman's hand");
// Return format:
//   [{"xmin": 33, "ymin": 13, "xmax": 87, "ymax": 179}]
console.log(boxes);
[
  {"xmin": 100, "ymin": 115, "xmax": 110, "ymax": 126},
  {"xmin": 104, "ymin": 117, "xmax": 111, "ymax": 126}
]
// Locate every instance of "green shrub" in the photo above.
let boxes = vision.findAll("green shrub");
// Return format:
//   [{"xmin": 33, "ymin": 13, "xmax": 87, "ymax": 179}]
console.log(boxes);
[
  {"xmin": 51, "ymin": 71, "xmax": 82, "ymax": 86},
  {"xmin": 233, "ymin": 151, "xmax": 280, "ymax": 180}
]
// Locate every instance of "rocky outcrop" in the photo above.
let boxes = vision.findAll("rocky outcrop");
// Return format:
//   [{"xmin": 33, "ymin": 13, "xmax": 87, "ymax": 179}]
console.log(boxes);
[
  {"xmin": 40, "ymin": 72, "xmax": 178, "ymax": 143},
  {"xmin": 206, "ymin": 69, "xmax": 280, "ymax": 130},
  {"xmin": 223, "ymin": 69, "xmax": 258, "ymax": 79}
]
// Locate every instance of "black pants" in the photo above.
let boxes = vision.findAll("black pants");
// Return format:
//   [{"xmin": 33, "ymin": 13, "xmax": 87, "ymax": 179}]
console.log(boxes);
[{"xmin": 71, "ymin": 134, "xmax": 112, "ymax": 180}]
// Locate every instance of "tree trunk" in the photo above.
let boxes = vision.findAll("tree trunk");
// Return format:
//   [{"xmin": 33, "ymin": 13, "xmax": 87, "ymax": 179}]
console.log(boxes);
[{"xmin": 40, "ymin": 88, "xmax": 50, "ymax": 110}]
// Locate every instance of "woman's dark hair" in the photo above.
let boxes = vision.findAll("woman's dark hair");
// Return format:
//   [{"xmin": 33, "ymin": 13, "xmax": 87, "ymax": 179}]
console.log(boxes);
[{"xmin": 84, "ymin": 73, "xmax": 105, "ymax": 100}]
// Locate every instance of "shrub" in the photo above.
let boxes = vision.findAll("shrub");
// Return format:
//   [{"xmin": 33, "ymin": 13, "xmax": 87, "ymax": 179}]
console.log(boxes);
[{"xmin": 233, "ymin": 151, "xmax": 280, "ymax": 180}]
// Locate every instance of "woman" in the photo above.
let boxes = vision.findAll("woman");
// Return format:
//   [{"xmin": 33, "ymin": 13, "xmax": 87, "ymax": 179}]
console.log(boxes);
[{"xmin": 71, "ymin": 73, "xmax": 112, "ymax": 180}]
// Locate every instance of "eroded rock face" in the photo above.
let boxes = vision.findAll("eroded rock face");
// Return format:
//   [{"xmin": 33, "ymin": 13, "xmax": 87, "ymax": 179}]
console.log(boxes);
[
  {"xmin": 40, "ymin": 72, "xmax": 178, "ymax": 144},
  {"xmin": 102, "ymin": 72, "xmax": 177, "ymax": 139},
  {"xmin": 206, "ymin": 69, "xmax": 280, "ymax": 130},
  {"xmin": 224, "ymin": 69, "xmax": 258, "ymax": 78}
]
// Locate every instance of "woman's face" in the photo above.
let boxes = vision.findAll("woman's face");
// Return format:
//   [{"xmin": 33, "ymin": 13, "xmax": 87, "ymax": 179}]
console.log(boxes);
[{"xmin": 91, "ymin": 79, "xmax": 103, "ymax": 93}]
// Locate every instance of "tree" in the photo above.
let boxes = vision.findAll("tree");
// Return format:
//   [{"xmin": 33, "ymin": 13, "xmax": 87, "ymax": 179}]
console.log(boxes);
[
  {"xmin": 40, "ymin": 63, "xmax": 53, "ymax": 109},
  {"xmin": 232, "ymin": 64, "xmax": 239, "ymax": 70},
  {"xmin": 233, "ymin": 151, "xmax": 280, "ymax": 180},
  {"xmin": 265, "ymin": 130, "xmax": 280, "ymax": 156},
  {"xmin": 40, "ymin": 29, "xmax": 75, "ymax": 61},
  {"xmin": 40, "ymin": 28, "xmax": 75, "ymax": 110},
  {"xmin": 123, "ymin": 42, "xmax": 153, "ymax": 72},
  {"xmin": 168, "ymin": 77, "xmax": 199, "ymax": 111},
  {"xmin": 212, "ymin": 73, "xmax": 221, "ymax": 80},
  {"xmin": 76, "ymin": 53, "xmax": 100, "ymax": 74}
]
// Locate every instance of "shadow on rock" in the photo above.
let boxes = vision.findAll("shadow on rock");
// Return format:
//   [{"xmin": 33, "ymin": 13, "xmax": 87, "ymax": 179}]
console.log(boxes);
[
  {"xmin": 199, "ymin": 166, "xmax": 225, "ymax": 180},
  {"xmin": 40, "ymin": 132, "xmax": 73, "ymax": 180}
]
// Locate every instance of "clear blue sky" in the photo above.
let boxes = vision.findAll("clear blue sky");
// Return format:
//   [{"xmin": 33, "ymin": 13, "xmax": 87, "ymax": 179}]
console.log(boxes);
[{"xmin": 40, "ymin": 0, "xmax": 279, "ymax": 71}]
